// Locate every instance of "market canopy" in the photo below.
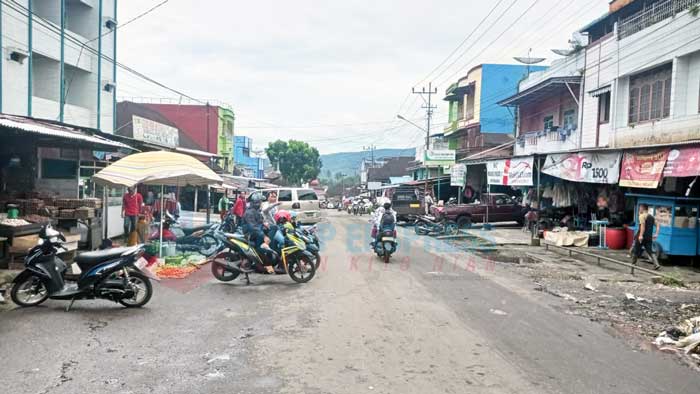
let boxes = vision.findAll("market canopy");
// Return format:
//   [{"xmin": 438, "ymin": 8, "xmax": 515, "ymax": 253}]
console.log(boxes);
[{"xmin": 92, "ymin": 151, "xmax": 223, "ymax": 187}]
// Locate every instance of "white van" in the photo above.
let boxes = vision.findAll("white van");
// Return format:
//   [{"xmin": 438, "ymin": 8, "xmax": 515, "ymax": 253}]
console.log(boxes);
[{"xmin": 261, "ymin": 188, "xmax": 321, "ymax": 224}]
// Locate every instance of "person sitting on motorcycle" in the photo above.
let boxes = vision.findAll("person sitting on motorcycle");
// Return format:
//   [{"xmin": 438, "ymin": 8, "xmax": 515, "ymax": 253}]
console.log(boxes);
[
  {"xmin": 371, "ymin": 201, "xmax": 396, "ymax": 244},
  {"xmin": 243, "ymin": 193, "xmax": 267, "ymax": 248}
]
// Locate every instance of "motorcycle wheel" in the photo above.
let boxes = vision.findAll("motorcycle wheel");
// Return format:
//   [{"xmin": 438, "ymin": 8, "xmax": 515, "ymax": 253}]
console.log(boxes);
[
  {"xmin": 312, "ymin": 252, "xmax": 322, "ymax": 270},
  {"xmin": 198, "ymin": 234, "xmax": 220, "ymax": 256},
  {"xmin": 287, "ymin": 254, "xmax": 316, "ymax": 284},
  {"xmin": 445, "ymin": 221, "xmax": 459, "ymax": 235},
  {"xmin": 211, "ymin": 253, "xmax": 241, "ymax": 282},
  {"xmin": 383, "ymin": 253, "xmax": 390, "ymax": 264},
  {"xmin": 414, "ymin": 222, "xmax": 429, "ymax": 235},
  {"xmin": 10, "ymin": 274, "xmax": 49, "ymax": 307},
  {"xmin": 118, "ymin": 272, "xmax": 153, "ymax": 308}
]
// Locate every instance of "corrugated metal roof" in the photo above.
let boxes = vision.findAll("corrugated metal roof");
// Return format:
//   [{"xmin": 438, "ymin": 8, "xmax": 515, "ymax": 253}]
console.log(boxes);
[{"xmin": 0, "ymin": 114, "xmax": 133, "ymax": 150}]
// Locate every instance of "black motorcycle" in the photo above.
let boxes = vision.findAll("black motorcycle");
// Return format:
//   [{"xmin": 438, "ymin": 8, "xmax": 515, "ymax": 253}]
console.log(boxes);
[
  {"xmin": 10, "ymin": 225, "xmax": 154, "ymax": 310},
  {"xmin": 373, "ymin": 223, "xmax": 398, "ymax": 263},
  {"xmin": 414, "ymin": 215, "xmax": 459, "ymax": 236},
  {"xmin": 151, "ymin": 212, "xmax": 220, "ymax": 256}
]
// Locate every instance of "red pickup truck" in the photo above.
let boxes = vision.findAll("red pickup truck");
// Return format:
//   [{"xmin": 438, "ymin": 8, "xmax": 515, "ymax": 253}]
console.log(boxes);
[{"xmin": 431, "ymin": 193, "xmax": 524, "ymax": 228}]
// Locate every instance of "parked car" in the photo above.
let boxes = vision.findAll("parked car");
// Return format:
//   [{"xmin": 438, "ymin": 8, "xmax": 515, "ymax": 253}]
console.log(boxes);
[
  {"xmin": 432, "ymin": 193, "xmax": 524, "ymax": 228},
  {"xmin": 260, "ymin": 188, "xmax": 321, "ymax": 224},
  {"xmin": 390, "ymin": 186, "xmax": 424, "ymax": 222}
]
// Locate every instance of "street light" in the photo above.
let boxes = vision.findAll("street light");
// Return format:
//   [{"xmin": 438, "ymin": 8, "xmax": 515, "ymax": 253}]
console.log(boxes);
[{"xmin": 396, "ymin": 114, "xmax": 428, "ymax": 133}]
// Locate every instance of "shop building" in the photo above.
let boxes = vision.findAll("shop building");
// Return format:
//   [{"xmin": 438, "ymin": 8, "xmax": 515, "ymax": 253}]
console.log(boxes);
[{"xmin": 1, "ymin": 0, "xmax": 118, "ymax": 132}]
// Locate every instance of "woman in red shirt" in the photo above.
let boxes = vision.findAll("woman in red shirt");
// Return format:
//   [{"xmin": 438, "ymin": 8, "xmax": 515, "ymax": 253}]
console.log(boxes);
[
  {"xmin": 232, "ymin": 191, "xmax": 247, "ymax": 225},
  {"xmin": 122, "ymin": 186, "xmax": 144, "ymax": 238}
]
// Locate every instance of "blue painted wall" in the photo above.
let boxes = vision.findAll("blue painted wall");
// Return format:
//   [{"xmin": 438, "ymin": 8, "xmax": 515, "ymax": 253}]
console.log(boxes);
[
  {"xmin": 480, "ymin": 64, "xmax": 547, "ymax": 134},
  {"xmin": 234, "ymin": 135, "xmax": 265, "ymax": 179}
]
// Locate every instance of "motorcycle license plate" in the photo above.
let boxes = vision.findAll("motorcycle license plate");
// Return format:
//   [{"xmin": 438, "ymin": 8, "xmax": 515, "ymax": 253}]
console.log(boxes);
[
  {"xmin": 381, "ymin": 237, "xmax": 395, "ymax": 242},
  {"xmin": 409, "ymin": 204, "xmax": 420, "ymax": 208},
  {"xmin": 135, "ymin": 257, "xmax": 148, "ymax": 269}
]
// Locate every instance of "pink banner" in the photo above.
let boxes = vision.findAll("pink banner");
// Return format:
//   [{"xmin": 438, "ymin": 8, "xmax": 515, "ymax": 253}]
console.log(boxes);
[
  {"xmin": 619, "ymin": 148, "xmax": 670, "ymax": 189},
  {"xmin": 663, "ymin": 147, "xmax": 700, "ymax": 178}
]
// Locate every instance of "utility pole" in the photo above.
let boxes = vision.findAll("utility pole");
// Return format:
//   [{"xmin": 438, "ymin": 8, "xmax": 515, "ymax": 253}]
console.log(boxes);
[
  {"xmin": 412, "ymin": 82, "xmax": 438, "ymax": 150},
  {"xmin": 363, "ymin": 145, "xmax": 376, "ymax": 168}
]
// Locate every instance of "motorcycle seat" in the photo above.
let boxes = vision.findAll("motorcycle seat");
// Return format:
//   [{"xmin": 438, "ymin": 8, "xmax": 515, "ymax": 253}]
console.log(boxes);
[{"xmin": 75, "ymin": 246, "xmax": 136, "ymax": 269}]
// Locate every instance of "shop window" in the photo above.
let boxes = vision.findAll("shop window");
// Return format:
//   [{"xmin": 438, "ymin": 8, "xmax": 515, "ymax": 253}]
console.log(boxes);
[
  {"xmin": 628, "ymin": 63, "xmax": 672, "ymax": 125},
  {"xmin": 598, "ymin": 92, "xmax": 611, "ymax": 124},
  {"xmin": 41, "ymin": 159, "xmax": 77, "ymax": 179}
]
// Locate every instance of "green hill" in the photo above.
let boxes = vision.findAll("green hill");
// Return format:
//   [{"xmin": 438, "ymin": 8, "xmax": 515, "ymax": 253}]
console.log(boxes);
[{"xmin": 319, "ymin": 148, "xmax": 416, "ymax": 179}]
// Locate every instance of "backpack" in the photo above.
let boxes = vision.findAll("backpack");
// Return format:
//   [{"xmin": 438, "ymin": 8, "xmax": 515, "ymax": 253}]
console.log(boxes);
[{"xmin": 380, "ymin": 212, "xmax": 395, "ymax": 228}]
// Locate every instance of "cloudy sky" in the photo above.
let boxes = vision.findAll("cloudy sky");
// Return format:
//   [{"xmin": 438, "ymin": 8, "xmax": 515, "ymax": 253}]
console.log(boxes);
[{"xmin": 118, "ymin": 0, "xmax": 610, "ymax": 154}]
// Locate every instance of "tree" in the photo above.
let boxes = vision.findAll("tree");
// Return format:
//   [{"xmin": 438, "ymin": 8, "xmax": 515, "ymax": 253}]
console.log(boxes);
[{"xmin": 265, "ymin": 139, "xmax": 322, "ymax": 185}]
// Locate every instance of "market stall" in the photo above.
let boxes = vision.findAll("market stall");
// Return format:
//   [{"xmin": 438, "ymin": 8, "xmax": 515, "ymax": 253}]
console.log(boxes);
[{"xmin": 92, "ymin": 151, "xmax": 223, "ymax": 260}]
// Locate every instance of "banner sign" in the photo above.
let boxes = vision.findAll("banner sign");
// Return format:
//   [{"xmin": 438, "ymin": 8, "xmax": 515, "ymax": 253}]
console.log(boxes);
[
  {"xmin": 424, "ymin": 149, "xmax": 456, "ymax": 166},
  {"xmin": 132, "ymin": 115, "xmax": 179, "ymax": 147},
  {"xmin": 663, "ymin": 147, "xmax": 700, "ymax": 178},
  {"xmin": 619, "ymin": 148, "xmax": 670, "ymax": 189},
  {"xmin": 450, "ymin": 163, "xmax": 467, "ymax": 187},
  {"xmin": 487, "ymin": 156, "xmax": 534, "ymax": 186},
  {"xmin": 542, "ymin": 152, "xmax": 621, "ymax": 184}
]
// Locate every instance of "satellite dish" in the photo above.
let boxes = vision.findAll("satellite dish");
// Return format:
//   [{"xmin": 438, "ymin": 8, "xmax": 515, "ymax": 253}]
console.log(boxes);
[
  {"xmin": 513, "ymin": 56, "xmax": 546, "ymax": 65},
  {"xmin": 551, "ymin": 49, "xmax": 574, "ymax": 56}
]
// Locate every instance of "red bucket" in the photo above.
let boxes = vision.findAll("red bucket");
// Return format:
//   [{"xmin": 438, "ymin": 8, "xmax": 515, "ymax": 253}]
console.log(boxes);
[
  {"xmin": 625, "ymin": 226, "xmax": 635, "ymax": 249},
  {"xmin": 606, "ymin": 228, "xmax": 627, "ymax": 250}
]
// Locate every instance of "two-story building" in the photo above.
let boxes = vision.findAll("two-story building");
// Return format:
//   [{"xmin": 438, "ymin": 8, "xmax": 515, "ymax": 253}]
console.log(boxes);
[{"xmin": 443, "ymin": 63, "xmax": 547, "ymax": 161}]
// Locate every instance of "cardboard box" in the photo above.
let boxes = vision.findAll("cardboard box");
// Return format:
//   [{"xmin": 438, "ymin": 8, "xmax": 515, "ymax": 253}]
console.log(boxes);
[{"xmin": 11, "ymin": 234, "xmax": 39, "ymax": 251}]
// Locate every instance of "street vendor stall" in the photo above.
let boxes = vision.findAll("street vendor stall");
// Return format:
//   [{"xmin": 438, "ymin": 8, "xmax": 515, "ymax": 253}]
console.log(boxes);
[
  {"xmin": 627, "ymin": 194, "xmax": 700, "ymax": 259},
  {"xmin": 92, "ymin": 151, "xmax": 223, "ymax": 257}
]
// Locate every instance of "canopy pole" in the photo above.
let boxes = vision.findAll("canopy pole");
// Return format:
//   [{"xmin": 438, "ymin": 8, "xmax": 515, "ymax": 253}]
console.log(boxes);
[
  {"xmin": 206, "ymin": 185, "xmax": 211, "ymax": 224},
  {"xmin": 159, "ymin": 185, "xmax": 164, "ymax": 258},
  {"xmin": 102, "ymin": 185, "xmax": 108, "ymax": 240},
  {"xmin": 194, "ymin": 187, "xmax": 198, "ymax": 212}
]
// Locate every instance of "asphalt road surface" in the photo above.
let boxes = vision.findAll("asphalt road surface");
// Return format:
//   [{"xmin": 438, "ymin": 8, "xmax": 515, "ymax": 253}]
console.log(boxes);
[{"xmin": 1, "ymin": 210, "xmax": 699, "ymax": 393}]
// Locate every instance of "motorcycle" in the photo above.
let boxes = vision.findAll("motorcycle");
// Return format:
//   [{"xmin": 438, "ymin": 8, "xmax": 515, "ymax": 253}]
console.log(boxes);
[
  {"xmin": 414, "ymin": 215, "xmax": 459, "ymax": 236},
  {"xmin": 290, "ymin": 225, "xmax": 321, "ymax": 269},
  {"xmin": 10, "ymin": 225, "xmax": 154, "ymax": 310},
  {"xmin": 209, "ymin": 227, "xmax": 316, "ymax": 285},
  {"xmin": 149, "ymin": 212, "xmax": 220, "ymax": 256},
  {"xmin": 373, "ymin": 222, "xmax": 398, "ymax": 263}
]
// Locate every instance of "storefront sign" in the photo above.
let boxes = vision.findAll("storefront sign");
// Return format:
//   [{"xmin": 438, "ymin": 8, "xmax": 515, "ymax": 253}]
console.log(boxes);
[
  {"xmin": 663, "ymin": 147, "xmax": 700, "ymax": 177},
  {"xmin": 450, "ymin": 163, "xmax": 467, "ymax": 187},
  {"xmin": 619, "ymin": 148, "xmax": 670, "ymax": 189},
  {"xmin": 424, "ymin": 149, "xmax": 456, "ymax": 166},
  {"xmin": 487, "ymin": 157, "xmax": 534, "ymax": 186},
  {"xmin": 132, "ymin": 115, "xmax": 179, "ymax": 147},
  {"xmin": 542, "ymin": 152, "xmax": 621, "ymax": 184}
]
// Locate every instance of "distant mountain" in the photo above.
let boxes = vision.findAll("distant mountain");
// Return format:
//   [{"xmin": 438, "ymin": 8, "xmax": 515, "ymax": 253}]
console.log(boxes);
[{"xmin": 320, "ymin": 148, "xmax": 416, "ymax": 179}]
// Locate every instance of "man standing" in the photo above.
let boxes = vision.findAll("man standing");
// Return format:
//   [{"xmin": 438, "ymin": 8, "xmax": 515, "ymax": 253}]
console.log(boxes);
[
  {"xmin": 424, "ymin": 191, "xmax": 434, "ymax": 215},
  {"xmin": 218, "ymin": 192, "xmax": 230, "ymax": 221},
  {"xmin": 122, "ymin": 186, "xmax": 144, "ymax": 242},
  {"xmin": 232, "ymin": 191, "xmax": 247, "ymax": 226},
  {"xmin": 632, "ymin": 203, "xmax": 660, "ymax": 270}
]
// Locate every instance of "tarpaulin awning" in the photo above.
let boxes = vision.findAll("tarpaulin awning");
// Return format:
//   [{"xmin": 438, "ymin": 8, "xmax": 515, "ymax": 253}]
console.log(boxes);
[
  {"xmin": 663, "ymin": 146, "xmax": 700, "ymax": 177},
  {"xmin": 542, "ymin": 151, "xmax": 622, "ymax": 184},
  {"xmin": 589, "ymin": 85, "xmax": 611, "ymax": 97},
  {"xmin": 0, "ymin": 114, "xmax": 133, "ymax": 151},
  {"xmin": 93, "ymin": 151, "xmax": 223, "ymax": 187},
  {"xmin": 619, "ymin": 148, "xmax": 670, "ymax": 189}
]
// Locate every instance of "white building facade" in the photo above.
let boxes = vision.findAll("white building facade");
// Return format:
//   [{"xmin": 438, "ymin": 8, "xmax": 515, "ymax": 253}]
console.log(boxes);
[{"xmin": 1, "ymin": 0, "xmax": 117, "ymax": 132}]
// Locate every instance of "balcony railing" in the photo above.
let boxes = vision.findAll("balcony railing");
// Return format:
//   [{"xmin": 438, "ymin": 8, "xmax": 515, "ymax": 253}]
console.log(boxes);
[{"xmin": 618, "ymin": 0, "xmax": 700, "ymax": 39}]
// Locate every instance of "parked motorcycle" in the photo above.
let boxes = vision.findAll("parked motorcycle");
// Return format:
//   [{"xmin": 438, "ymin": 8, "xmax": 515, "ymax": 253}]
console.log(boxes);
[
  {"xmin": 209, "ymin": 227, "xmax": 316, "ymax": 285},
  {"xmin": 149, "ymin": 212, "xmax": 220, "ymax": 256},
  {"xmin": 290, "ymin": 225, "xmax": 321, "ymax": 269},
  {"xmin": 414, "ymin": 215, "xmax": 459, "ymax": 236},
  {"xmin": 10, "ymin": 225, "xmax": 153, "ymax": 310}
]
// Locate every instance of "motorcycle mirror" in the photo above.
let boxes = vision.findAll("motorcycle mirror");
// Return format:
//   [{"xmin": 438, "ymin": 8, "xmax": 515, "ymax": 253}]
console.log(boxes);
[{"xmin": 59, "ymin": 233, "xmax": 66, "ymax": 242}]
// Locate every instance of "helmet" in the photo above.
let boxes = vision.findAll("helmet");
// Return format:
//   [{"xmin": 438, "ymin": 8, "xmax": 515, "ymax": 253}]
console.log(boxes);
[
  {"xmin": 249, "ymin": 192, "xmax": 264, "ymax": 209},
  {"xmin": 383, "ymin": 202, "xmax": 392, "ymax": 210},
  {"xmin": 274, "ymin": 210, "xmax": 292, "ymax": 224}
]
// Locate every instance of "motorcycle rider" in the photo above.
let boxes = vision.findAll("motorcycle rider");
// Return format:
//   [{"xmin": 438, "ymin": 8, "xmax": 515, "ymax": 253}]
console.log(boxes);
[
  {"xmin": 243, "ymin": 193, "xmax": 267, "ymax": 248},
  {"xmin": 371, "ymin": 200, "xmax": 396, "ymax": 244}
]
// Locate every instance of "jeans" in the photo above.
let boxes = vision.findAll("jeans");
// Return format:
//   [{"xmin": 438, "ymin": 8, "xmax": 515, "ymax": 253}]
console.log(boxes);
[{"xmin": 124, "ymin": 215, "xmax": 137, "ymax": 236}]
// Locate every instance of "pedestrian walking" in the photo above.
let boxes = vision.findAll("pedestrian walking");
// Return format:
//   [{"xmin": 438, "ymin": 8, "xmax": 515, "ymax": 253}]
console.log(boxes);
[{"xmin": 632, "ymin": 203, "xmax": 660, "ymax": 270}]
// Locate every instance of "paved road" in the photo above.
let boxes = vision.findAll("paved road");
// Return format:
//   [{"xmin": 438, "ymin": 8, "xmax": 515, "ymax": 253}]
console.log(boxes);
[{"xmin": 1, "ymin": 210, "xmax": 699, "ymax": 393}]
